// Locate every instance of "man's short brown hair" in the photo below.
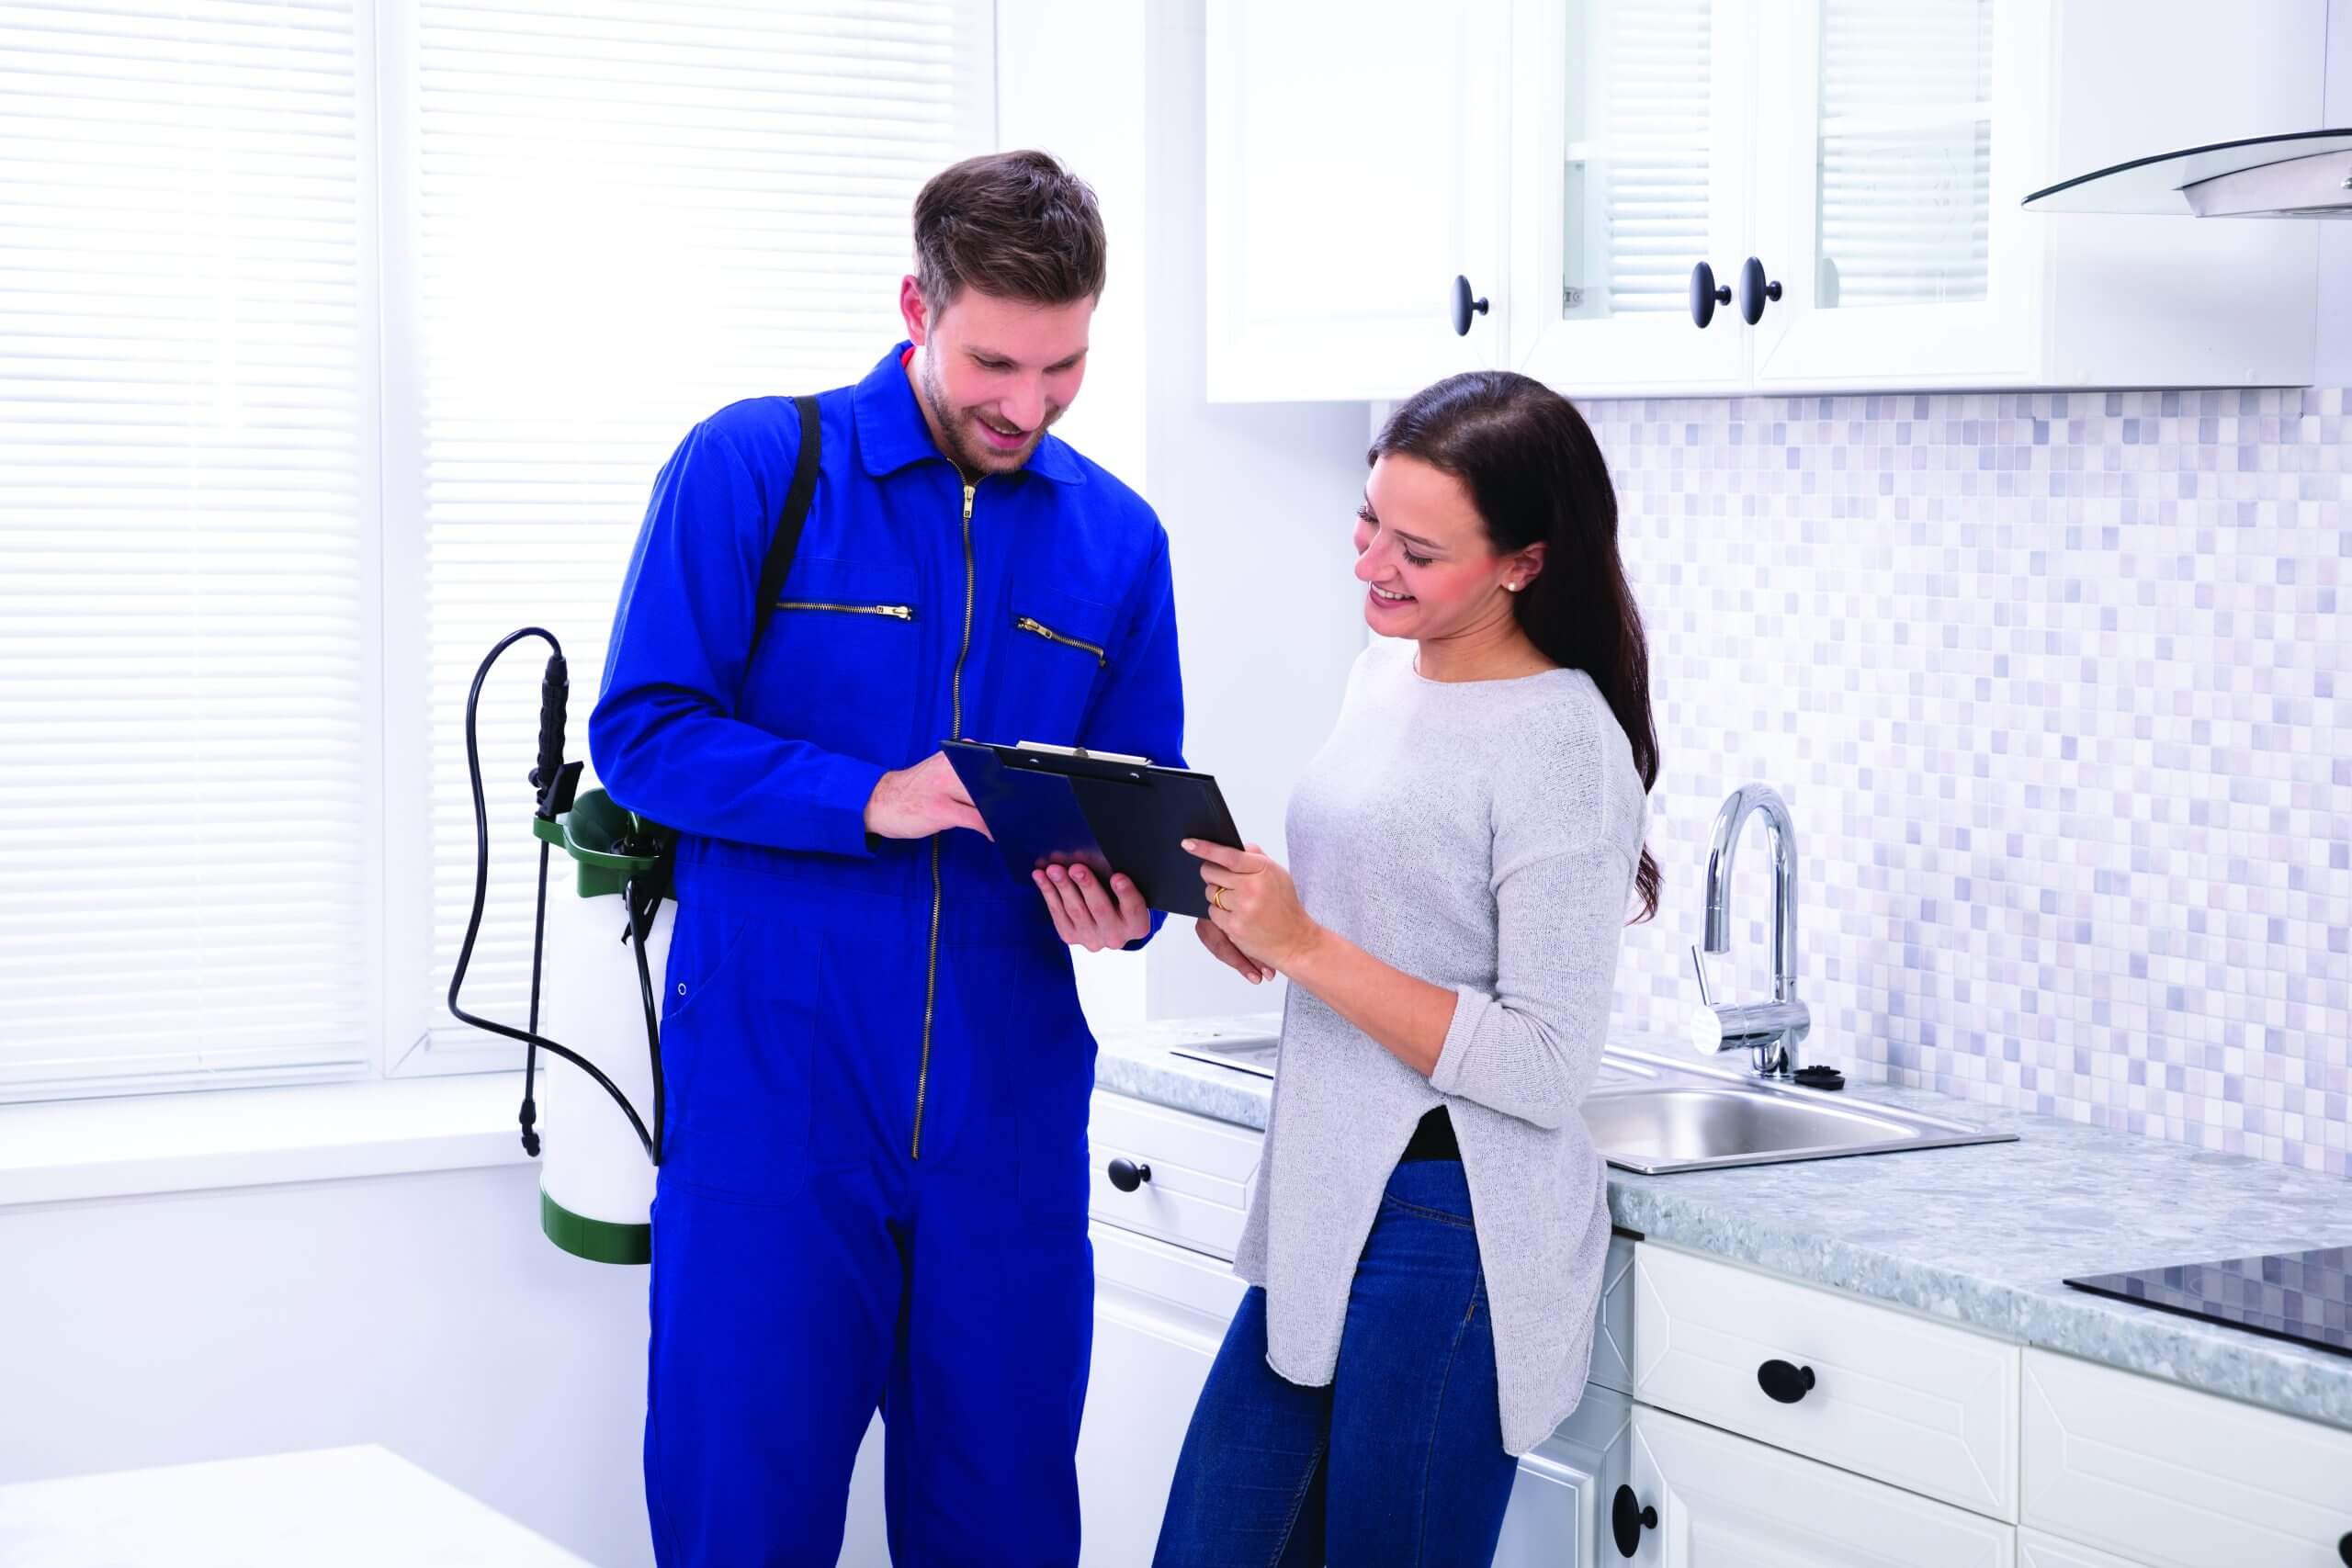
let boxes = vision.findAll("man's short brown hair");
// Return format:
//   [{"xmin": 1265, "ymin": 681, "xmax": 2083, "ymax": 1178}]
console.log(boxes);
[{"xmin": 912, "ymin": 150, "xmax": 1106, "ymax": 312}]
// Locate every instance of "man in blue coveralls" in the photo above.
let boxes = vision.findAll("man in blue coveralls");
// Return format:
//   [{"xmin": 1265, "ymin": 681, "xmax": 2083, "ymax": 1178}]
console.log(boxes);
[{"xmin": 590, "ymin": 151, "xmax": 1185, "ymax": 1565}]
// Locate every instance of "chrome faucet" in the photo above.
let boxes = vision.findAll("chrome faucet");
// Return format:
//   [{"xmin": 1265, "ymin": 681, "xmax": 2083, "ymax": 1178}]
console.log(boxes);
[{"xmin": 1689, "ymin": 783, "xmax": 1811, "ymax": 1078}]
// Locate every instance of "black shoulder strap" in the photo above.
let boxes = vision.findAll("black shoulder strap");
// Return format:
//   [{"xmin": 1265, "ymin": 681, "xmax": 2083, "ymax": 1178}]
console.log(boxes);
[{"xmin": 746, "ymin": 393, "xmax": 821, "ymax": 664}]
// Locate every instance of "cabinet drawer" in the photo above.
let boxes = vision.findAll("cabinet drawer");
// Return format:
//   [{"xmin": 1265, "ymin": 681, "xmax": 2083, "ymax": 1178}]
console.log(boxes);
[
  {"xmin": 1632, "ymin": 1243, "xmax": 2020, "ymax": 1521},
  {"xmin": 1624, "ymin": 1405, "xmax": 2016, "ymax": 1566},
  {"xmin": 2020, "ymin": 1348, "xmax": 2352, "ymax": 1568},
  {"xmin": 1086, "ymin": 1091, "xmax": 1261, "ymax": 1261}
]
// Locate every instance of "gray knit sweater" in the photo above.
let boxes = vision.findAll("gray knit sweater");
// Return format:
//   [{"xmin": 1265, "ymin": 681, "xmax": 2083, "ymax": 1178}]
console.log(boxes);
[{"xmin": 1232, "ymin": 637, "xmax": 1646, "ymax": 1456}]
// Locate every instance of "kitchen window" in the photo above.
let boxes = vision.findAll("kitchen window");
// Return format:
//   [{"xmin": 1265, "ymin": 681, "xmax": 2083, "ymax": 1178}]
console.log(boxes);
[{"xmin": 0, "ymin": 0, "xmax": 994, "ymax": 1102}]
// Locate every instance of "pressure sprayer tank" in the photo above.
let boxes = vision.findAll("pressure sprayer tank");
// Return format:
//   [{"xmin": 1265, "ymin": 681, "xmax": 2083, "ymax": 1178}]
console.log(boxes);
[{"xmin": 528, "ymin": 786, "xmax": 671, "ymax": 1264}]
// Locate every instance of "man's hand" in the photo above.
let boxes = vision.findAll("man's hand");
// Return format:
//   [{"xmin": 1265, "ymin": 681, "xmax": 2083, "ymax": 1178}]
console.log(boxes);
[
  {"xmin": 1034, "ymin": 863, "xmax": 1152, "ymax": 953},
  {"xmin": 865, "ymin": 751, "xmax": 991, "ymax": 840}
]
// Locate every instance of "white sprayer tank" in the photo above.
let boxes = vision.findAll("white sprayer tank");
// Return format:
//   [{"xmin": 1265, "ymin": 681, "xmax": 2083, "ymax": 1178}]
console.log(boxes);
[{"xmin": 530, "ymin": 784, "xmax": 671, "ymax": 1264}]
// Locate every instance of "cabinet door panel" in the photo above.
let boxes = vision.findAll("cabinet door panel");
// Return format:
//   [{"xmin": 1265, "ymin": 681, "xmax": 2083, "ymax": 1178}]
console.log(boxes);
[
  {"xmin": 1495, "ymin": 1383, "xmax": 1633, "ymax": 1568},
  {"xmin": 1510, "ymin": 0, "xmax": 1752, "ymax": 393},
  {"xmin": 1076, "ymin": 1224, "xmax": 1247, "ymax": 1568},
  {"xmin": 1750, "ymin": 0, "xmax": 2046, "ymax": 387},
  {"xmin": 1206, "ymin": 0, "xmax": 1508, "ymax": 400},
  {"xmin": 2020, "ymin": 1348, "xmax": 2352, "ymax": 1568},
  {"xmin": 1629, "ymin": 1405, "xmax": 2016, "ymax": 1567}
]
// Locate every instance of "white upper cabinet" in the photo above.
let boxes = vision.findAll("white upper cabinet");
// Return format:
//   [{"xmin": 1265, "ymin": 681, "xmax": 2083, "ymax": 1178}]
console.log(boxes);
[
  {"xmin": 1749, "ymin": 0, "xmax": 2041, "ymax": 386},
  {"xmin": 1509, "ymin": 0, "xmax": 1754, "ymax": 393},
  {"xmin": 1204, "ymin": 0, "xmax": 1510, "ymax": 401},
  {"xmin": 1207, "ymin": 0, "xmax": 2326, "ymax": 400}
]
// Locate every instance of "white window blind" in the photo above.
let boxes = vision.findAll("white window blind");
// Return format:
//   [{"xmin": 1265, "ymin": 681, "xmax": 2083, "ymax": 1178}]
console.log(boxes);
[
  {"xmin": 394, "ymin": 0, "xmax": 992, "ymax": 1060},
  {"xmin": 0, "ymin": 2, "xmax": 375, "ymax": 1099},
  {"xmin": 1814, "ymin": 0, "xmax": 1993, "ymax": 310},
  {"xmin": 1562, "ymin": 0, "xmax": 1713, "ymax": 320}
]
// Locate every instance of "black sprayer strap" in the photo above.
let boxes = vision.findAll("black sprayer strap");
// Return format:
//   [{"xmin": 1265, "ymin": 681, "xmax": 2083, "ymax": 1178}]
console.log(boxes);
[{"xmin": 745, "ymin": 393, "xmax": 822, "ymax": 671}]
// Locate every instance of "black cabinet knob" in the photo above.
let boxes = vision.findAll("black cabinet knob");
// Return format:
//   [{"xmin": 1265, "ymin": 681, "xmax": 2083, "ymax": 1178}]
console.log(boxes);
[
  {"xmin": 1106, "ymin": 1157, "xmax": 1150, "ymax": 1193},
  {"xmin": 1450, "ymin": 275, "xmax": 1490, "ymax": 336},
  {"xmin": 1690, "ymin": 261, "xmax": 1731, "ymax": 328},
  {"xmin": 1739, "ymin": 255, "xmax": 1783, "ymax": 324},
  {"xmin": 1758, "ymin": 1359, "xmax": 1816, "ymax": 1404},
  {"xmin": 1610, "ymin": 1483, "xmax": 1657, "ymax": 1557},
  {"xmin": 2336, "ymin": 1529, "xmax": 2350, "ymax": 1567}
]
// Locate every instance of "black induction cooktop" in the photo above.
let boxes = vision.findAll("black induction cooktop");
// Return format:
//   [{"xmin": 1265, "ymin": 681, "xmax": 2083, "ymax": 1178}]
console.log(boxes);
[{"xmin": 2065, "ymin": 1246, "xmax": 2352, "ymax": 1359}]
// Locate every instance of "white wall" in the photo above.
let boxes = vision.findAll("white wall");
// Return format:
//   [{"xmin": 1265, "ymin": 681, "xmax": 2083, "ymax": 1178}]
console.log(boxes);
[
  {"xmin": 0, "ymin": 1163, "xmax": 655, "ymax": 1566},
  {"xmin": 2318, "ymin": 0, "xmax": 2352, "ymax": 383},
  {"xmin": 999, "ymin": 0, "xmax": 1374, "ymax": 1028}
]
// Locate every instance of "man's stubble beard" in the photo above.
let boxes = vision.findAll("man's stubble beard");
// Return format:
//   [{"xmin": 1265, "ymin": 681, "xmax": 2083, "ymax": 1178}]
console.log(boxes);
[{"xmin": 917, "ymin": 349, "xmax": 1048, "ymax": 479}]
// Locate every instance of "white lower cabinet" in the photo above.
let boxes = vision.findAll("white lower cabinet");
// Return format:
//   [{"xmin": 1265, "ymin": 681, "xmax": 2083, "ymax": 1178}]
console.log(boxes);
[
  {"xmin": 2019, "ymin": 1348, "xmax": 2352, "ymax": 1568},
  {"xmin": 1620, "ymin": 1404, "xmax": 2016, "ymax": 1567},
  {"xmin": 1495, "ymin": 1382, "xmax": 1633, "ymax": 1568},
  {"xmin": 1073, "ymin": 1095, "xmax": 2352, "ymax": 1568},
  {"xmin": 1077, "ymin": 1222, "xmax": 1248, "ymax": 1568}
]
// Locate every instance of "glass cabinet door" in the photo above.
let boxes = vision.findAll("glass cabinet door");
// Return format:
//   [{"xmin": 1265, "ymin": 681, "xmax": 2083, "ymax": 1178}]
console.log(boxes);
[
  {"xmin": 1510, "ymin": 0, "xmax": 1753, "ymax": 392},
  {"xmin": 1752, "ymin": 0, "xmax": 2046, "ymax": 386},
  {"xmin": 1808, "ymin": 0, "xmax": 1993, "ymax": 314}
]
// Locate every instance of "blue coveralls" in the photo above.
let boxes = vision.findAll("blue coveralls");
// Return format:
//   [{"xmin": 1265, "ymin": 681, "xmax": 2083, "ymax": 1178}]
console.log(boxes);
[{"xmin": 590, "ymin": 344, "xmax": 1184, "ymax": 1566}]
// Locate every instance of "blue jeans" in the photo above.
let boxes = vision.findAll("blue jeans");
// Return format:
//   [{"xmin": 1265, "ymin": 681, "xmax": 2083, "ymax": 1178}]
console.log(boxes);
[{"xmin": 1153, "ymin": 1160, "xmax": 1519, "ymax": 1568}]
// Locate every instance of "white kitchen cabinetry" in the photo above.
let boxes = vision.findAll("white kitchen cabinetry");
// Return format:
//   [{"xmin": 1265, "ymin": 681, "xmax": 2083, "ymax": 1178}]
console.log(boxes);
[
  {"xmin": 1747, "ymin": 0, "xmax": 2324, "ymax": 390},
  {"xmin": 1204, "ymin": 0, "xmax": 1510, "ymax": 401},
  {"xmin": 1076, "ymin": 1223, "xmax": 1248, "ymax": 1568},
  {"xmin": 1632, "ymin": 1241, "xmax": 2020, "ymax": 1520},
  {"xmin": 2019, "ymin": 1347, "xmax": 2352, "ymax": 1568},
  {"xmin": 1622, "ymin": 1404, "xmax": 2018, "ymax": 1565},
  {"xmin": 1494, "ymin": 1382, "xmax": 1633, "ymax": 1568},
  {"xmin": 1079, "ymin": 1093, "xmax": 2352, "ymax": 1566},
  {"xmin": 1508, "ymin": 0, "xmax": 1756, "ymax": 393},
  {"xmin": 1082, "ymin": 1090, "xmax": 1648, "ymax": 1564},
  {"xmin": 1214, "ymin": 0, "xmax": 2325, "ymax": 400}
]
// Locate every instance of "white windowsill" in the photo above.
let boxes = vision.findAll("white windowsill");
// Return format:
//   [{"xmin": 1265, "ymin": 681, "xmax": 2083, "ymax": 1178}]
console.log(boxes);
[{"xmin": 0, "ymin": 1073, "xmax": 535, "ymax": 1210}]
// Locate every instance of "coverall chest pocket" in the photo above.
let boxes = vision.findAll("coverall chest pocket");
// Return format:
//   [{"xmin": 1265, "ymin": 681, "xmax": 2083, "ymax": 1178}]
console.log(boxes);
[
  {"xmin": 1000, "ymin": 582, "xmax": 1114, "ymax": 750},
  {"xmin": 751, "ymin": 556, "xmax": 923, "ymax": 759}
]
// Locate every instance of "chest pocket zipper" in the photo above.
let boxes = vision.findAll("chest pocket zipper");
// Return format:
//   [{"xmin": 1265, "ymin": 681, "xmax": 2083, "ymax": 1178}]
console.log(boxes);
[
  {"xmin": 1013, "ymin": 614, "xmax": 1108, "ymax": 668},
  {"xmin": 775, "ymin": 600, "xmax": 916, "ymax": 621}
]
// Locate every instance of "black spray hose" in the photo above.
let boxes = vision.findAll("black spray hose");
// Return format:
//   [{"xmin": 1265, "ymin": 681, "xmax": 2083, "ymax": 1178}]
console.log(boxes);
[
  {"xmin": 447, "ymin": 627, "xmax": 658, "ymax": 1162},
  {"xmin": 625, "ymin": 873, "xmax": 666, "ymax": 1165}
]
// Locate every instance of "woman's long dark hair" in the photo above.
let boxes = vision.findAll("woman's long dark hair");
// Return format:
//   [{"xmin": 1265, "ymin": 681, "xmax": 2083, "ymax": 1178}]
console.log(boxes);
[{"xmin": 1371, "ymin": 371, "xmax": 1661, "ymax": 922}]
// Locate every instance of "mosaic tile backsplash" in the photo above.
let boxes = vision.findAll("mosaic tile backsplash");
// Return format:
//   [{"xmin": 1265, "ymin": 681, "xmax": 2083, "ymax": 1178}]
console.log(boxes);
[{"xmin": 1582, "ymin": 386, "xmax": 2350, "ymax": 1176}]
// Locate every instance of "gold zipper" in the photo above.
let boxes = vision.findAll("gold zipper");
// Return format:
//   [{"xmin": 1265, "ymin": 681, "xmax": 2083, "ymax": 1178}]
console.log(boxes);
[
  {"xmin": 912, "ymin": 480, "xmax": 978, "ymax": 1160},
  {"xmin": 773, "ymin": 600, "xmax": 914, "ymax": 620},
  {"xmin": 1013, "ymin": 615, "xmax": 1108, "ymax": 668}
]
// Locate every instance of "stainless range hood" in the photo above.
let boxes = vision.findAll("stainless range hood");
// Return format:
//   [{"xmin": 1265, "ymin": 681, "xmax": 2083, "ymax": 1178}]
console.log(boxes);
[{"xmin": 2023, "ymin": 129, "xmax": 2352, "ymax": 218}]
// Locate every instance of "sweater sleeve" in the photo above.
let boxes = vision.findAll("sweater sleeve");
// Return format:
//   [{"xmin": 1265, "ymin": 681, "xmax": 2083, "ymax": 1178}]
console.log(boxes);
[
  {"xmin": 1427, "ymin": 840, "xmax": 1634, "ymax": 1130},
  {"xmin": 1426, "ymin": 689, "xmax": 1637, "ymax": 1130}
]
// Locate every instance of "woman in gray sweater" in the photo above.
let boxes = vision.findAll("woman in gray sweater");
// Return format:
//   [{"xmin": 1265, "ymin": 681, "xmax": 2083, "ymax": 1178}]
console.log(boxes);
[{"xmin": 1154, "ymin": 372, "xmax": 1659, "ymax": 1567}]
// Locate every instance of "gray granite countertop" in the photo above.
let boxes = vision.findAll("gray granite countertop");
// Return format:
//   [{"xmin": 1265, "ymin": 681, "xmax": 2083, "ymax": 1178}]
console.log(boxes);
[{"xmin": 1092, "ymin": 1012, "xmax": 2352, "ymax": 1433}]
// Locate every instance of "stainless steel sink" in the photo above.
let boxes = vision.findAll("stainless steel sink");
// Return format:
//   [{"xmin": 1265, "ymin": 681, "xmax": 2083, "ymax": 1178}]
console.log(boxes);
[{"xmin": 1589, "ymin": 1047, "xmax": 2016, "ymax": 1174}]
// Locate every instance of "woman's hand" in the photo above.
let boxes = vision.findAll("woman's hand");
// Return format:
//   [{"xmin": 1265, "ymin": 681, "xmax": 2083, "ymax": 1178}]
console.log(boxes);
[
  {"xmin": 1195, "ymin": 915, "xmax": 1275, "ymax": 985},
  {"xmin": 1183, "ymin": 840, "xmax": 1323, "ymax": 976}
]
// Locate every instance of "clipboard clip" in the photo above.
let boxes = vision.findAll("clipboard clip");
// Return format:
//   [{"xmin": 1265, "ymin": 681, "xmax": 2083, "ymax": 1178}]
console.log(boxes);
[{"xmin": 1014, "ymin": 739, "xmax": 1154, "ymax": 766}]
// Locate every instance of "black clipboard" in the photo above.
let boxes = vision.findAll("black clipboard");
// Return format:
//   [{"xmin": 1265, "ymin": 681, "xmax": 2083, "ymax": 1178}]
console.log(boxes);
[{"xmin": 943, "ymin": 740, "xmax": 1243, "ymax": 919}]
